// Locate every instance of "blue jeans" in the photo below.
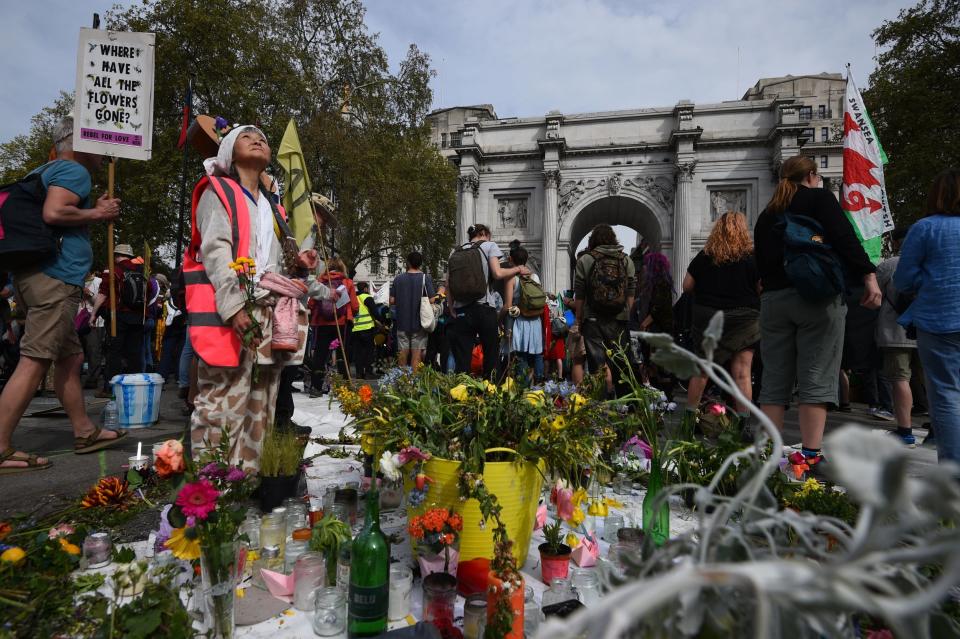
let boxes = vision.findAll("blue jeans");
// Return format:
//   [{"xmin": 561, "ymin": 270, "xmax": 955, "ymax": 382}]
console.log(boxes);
[
  {"xmin": 513, "ymin": 352, "xmax": 544, "ymax": 382},
  {"xmin": 916, "ymin": 329, "xmax": 960, "ymax": 465},
  {"xmin": 178, "ymin": 333, "xmax": 194, "ymax": 389}
]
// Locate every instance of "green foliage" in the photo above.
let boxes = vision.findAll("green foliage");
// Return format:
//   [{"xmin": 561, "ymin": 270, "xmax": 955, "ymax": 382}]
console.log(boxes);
[
  {"xmin": 541, "ymin": 519, "xmax": 567, "ymax": 555},
  {"xmin": 259, "ymin": 427, "xmax": 305, "ymax": 477},
  {"xmin": 309, "ymin": 514, "xmax": 351, "ymax": 585},
  {"xmin": 112, "ymin": 545, "xmax": 136, "ymax": 563},
  {"xmin": 864, "ymin": 0, "xmax": 960, "ymax": 225},
  {"xmin": 781, "ymin": 479, "xmax": 860, "ymax": 527}
]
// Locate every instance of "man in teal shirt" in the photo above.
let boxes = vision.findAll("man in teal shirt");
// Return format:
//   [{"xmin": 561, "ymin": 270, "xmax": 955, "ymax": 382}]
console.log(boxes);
[{"xmin": 0, "ymin": 117, "xmax": 126, "ymax": 473}]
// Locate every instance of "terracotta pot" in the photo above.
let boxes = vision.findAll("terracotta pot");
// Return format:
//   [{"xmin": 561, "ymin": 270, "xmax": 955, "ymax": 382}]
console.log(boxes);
[
  {"xmin": 486, "ymin": 571, "xmax": 524, "ymax": 639},
  {"xmin": 538, "ymin": 543, "xmax": 571, "ymax": 583}
]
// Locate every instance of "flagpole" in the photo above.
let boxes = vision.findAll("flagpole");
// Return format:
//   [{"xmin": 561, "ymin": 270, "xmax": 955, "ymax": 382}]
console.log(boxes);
[{"xmin": 174, "ymin": 78, "xmax": 192, "ymax": 270}]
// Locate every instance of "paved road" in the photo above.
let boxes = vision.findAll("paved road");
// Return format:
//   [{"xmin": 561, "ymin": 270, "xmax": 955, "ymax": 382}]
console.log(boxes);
[{"xmin": 0, "ymin": 386, "xmax": 938, "ymax": 522}]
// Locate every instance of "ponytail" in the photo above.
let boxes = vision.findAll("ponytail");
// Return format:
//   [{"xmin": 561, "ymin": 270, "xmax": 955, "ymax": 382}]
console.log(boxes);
[{"xmin": 765, "ymin": 155, "xmax": 818, "ymax": 214}]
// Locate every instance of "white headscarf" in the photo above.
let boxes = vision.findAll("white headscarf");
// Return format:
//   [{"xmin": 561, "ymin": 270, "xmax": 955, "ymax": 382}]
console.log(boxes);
[{"xmin": 202, "ymin": 125, "xmax": 268, "ymax": 177}]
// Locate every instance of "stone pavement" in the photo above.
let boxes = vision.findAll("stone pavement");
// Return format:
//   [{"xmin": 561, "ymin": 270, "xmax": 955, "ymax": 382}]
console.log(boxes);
[{"xmin": 0, "ymin": 385, "xmax": 938, "ymax": 523}]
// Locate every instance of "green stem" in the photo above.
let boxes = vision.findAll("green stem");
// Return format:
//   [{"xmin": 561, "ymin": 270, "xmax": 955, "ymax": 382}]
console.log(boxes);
[{"xmin": 0, "ymin": 594, "xmax": 31, "ymax": 609}]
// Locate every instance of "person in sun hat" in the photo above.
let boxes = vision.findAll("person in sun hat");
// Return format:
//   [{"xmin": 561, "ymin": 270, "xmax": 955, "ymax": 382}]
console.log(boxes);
[
  {"xmin": 0, "ymin": 116, "xmax": 126, "ymax": 474},
  {"xmin": 184, "ymin": 120, "xmax": 317, "ymax": 471},
  {"xmin": 91, "ymin": 242, "xmax": 148, "ymax": 397}
]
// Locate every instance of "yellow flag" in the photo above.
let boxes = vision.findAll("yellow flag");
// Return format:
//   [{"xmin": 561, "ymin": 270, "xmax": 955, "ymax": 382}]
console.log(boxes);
[
  {"xmin": 143, "ymin": 241, "xmax": 151, "ymax": 279},
  {"xmin": 277, "ymin": 119, "xmax": 314, "ymax": 244}
]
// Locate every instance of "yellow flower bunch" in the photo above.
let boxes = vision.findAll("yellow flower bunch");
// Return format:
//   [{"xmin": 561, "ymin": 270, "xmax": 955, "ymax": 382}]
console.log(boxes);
[
  {"xmin": 500, "ymin": 377, "xmax": 516, "ymax": 394},
  {"xmin": 1, "ymin": 547, "xmax": 25, "ymax": 564},
  {"xmin": 524, "ymin": 390, "xmax": 545, "ymax": 407},
  {"xmin": 568, "ymin": 393, "xmax": 588, "ymax": 413},
  {"xmin": 336, "ymin": 385, "xmax": 363, "ymax": 415},
  {"xmin": 797, "ymin": 478, "xmax": 824, "ymax": 497},
  {"xmin": 450, "ymin": 384, "xmax": 469, "ymax": 402},
  {"xmin": 228, "ymin": 257, "xmax": 256, "ymax": 275},
  {"xmin": 565, "ymin": 533, "xmax": 580, "ymax": 549}
]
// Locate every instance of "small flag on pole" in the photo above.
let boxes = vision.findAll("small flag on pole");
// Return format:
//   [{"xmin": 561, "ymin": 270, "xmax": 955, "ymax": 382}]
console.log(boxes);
[
  {"xmin": 841, "ymin": 67, "xmax": 894, "ymax": 263},
  {"xmin": 176, "ymin": 81, "xmax": 193, "ymax": 149},
  {"xmin": 277, "ymin": 119, "xmax": 315, "ymax": 244}
]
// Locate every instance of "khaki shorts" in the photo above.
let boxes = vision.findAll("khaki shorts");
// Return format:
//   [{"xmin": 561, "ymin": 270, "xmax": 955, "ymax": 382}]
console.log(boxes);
[
  {"xmin": 13, "ymin": 270, "xmax": 83, "ymax": 361},
  {"xmin": 881, "ymin": 347, "xmax": 915, "ymax": 382},
  {"xmin": 397, "ymin": 329, "xmax": 428, "ymax": 351},
  {"xmin": 565, "ymin": 331, "xmax": 587, "ymax": 361}
]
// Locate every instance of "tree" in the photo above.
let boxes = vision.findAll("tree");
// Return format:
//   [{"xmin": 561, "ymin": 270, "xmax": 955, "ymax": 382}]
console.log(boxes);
[
  {"xmin": 0, "ymin": 0, "xmax": 454, "ymax": 275},
  {"xmin": 865, "ymin": 0, "xmax": 960, "ymax": 225}
]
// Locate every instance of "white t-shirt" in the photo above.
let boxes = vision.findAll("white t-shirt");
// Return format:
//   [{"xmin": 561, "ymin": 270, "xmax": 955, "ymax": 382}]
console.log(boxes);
[{"xmin": 255, "ymin": 194, "xmax": 276, "ymax": 280}]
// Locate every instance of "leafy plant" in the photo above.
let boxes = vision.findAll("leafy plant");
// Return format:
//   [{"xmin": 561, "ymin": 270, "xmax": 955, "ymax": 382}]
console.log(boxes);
[
  {"xmin": 309, "ymin": 514, "xmax": 351, "ymax": 586},
  {"xmin": 541, "ymin": 519, "xmax": 568, "ymax": 555},
  {"xmin": 259, "ymin": 427, "xmax": 305, "ymax": 477},
  {"xmin": 782, "ymin": 478, "xmax": 859, "ymax": 527},
  {"xmin": 111, "ymin": 546, "xmax": 136, "ymax": 564}
]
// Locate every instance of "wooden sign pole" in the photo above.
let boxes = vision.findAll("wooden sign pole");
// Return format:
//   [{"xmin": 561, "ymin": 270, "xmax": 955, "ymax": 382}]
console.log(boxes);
[{"xmin": 107, "ymin": 159, "xmax": 117, "ymax": 337}]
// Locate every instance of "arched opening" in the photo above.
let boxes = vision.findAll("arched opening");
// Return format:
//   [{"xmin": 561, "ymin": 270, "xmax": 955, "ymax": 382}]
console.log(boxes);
[{"xmin": 566, "ymin": 195, "xmax": 663, "ymax": 287}]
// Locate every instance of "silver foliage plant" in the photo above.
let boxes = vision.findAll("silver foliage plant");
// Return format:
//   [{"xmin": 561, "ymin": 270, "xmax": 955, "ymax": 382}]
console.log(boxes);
[{"xmin": 538, "ymin": 312, "xmax": 960, "ymax": 639}]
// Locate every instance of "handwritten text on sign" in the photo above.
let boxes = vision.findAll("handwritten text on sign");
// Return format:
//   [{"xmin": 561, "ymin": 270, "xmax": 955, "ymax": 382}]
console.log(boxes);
[{"xmin": 73, "ymin": 29, "xmax": 155, "ymax": 161}]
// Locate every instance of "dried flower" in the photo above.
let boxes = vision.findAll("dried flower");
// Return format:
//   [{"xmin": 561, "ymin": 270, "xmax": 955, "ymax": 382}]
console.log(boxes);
[{"xmin": 82, "ymin": 476, "xmax": 133, "ymax": 509}]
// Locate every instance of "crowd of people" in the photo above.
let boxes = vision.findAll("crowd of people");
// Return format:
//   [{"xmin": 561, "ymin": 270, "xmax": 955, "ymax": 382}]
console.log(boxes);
[{"xmin": 1, "ymin": 116, "xmax": 959, "ymax": 484}]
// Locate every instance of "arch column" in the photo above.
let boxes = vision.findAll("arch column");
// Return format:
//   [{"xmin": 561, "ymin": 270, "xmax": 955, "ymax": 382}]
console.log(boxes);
[
  {"xmin": 673, "ymin": 161, "xmax": 696, "ymax": 293},
  {"xmin": 542, "ymin": 169, "xmax": 561, "ymax": 293},
  {"xmin": 456, "ymin": 173, "xmax": 479, "ymax": 246}
]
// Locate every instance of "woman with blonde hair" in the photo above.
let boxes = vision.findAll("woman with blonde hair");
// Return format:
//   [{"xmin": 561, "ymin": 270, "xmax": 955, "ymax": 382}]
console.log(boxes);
[
  {"xmin": 754, "ymin": 155, "xmax": 880, "ymax": 481},
  {"xmin": 683, "ymin": 212, "xmax": 760, "ymax": 428}
]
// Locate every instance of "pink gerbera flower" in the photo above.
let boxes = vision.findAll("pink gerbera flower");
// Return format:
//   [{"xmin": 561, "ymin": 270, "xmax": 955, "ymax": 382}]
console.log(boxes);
[{"xmin": 176, "ymin": 479, "xmax": 220, "ymax": 520}]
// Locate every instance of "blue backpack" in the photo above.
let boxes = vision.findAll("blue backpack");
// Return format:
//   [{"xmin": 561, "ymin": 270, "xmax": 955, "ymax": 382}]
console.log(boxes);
[{"xmin": 776, "ymin": 213, "xmax": 846, "ymax": 302}]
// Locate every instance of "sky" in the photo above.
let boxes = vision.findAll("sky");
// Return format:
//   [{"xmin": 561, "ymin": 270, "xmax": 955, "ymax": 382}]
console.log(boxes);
[{"xmin": 0, "ymin": 0, "xmax": 912, "ymax": 143}]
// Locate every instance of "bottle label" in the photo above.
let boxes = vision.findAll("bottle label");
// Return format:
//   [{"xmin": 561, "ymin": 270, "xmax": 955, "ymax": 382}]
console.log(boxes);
[{"xmin": 348, "ymin": 583, "xmax": 389, "ymax": 621}]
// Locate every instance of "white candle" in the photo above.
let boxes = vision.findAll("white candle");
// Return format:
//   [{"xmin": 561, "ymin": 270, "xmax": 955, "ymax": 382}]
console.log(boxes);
[{"xmin": 137, "ymin": 441, "xmax": 142, "ymax": 459}]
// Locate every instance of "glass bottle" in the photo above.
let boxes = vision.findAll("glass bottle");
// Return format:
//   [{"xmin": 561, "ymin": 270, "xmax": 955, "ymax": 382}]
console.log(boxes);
[
  {"xmin": 642, "ymin": 463, "xmax": 669, "ymax": 546},
  {"xmin": 347, "ymin": 489, "xmax": 389, "ymax": 638},
  {"xmin": 523, "ymin": 585, "xmax": 543, "ymax": 638}
]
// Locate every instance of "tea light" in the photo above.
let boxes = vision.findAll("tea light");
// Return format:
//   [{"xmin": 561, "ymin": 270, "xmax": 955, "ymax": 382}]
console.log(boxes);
[
  {"xmin": 129, "ymin": 442, "xmax": 148, "ymax": 470},
  {"xmin": 83, "ymin": 532, "xmax": 112, "ymax": 568}
]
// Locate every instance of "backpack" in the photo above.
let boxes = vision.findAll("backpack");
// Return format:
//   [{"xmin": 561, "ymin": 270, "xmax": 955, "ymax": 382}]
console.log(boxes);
[
  {"xmin": 775, "ymin": 213, "xmax": 846, "ymax": 303},
  {"xmin": 448, "ymin": 242, "xmax": 488, "ymax": 304},
  {"xmin": 0, "ymin": 166, "xmax": 59, "ymax": 270},
  {"xmin": 586, "ymin": 250, "xmax": 628, "ymax": 316},
  {"xmin": 316, "ymin": 274, "xmax": 348, "ymax": 321},
  {"xmin": 517, "ymin": 276, "xmax": 547, "ymax": 317},
  {"xmin": 120, "ymin": 269, "xmax": 147, "ymax": 309}
]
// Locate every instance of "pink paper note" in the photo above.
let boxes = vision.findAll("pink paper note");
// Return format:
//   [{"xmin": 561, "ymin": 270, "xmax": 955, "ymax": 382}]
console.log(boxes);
[{"xmin": 260, "ymin": 568, "xmax": 295, "ymax": 603}]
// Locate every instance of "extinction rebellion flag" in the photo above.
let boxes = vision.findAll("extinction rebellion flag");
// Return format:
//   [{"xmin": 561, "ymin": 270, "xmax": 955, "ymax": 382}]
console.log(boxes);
[{"xmin": 841, "ymin": 69, "xmax": 894, "ymax": 263}]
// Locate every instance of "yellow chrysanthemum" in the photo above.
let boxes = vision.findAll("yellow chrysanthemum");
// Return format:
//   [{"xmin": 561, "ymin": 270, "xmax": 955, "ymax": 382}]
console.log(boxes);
[
  {"xmin": 524, "ymin": 390, "xmax": 545, "ymax": 407},
  {"xmin": 164, "ymin": 527, "xmax": 201, "ymax": 561},
  {"xmin": 449, "ymin": 384, "xmax": 469, "ymax": 402},
  {"xmin": 550, "ymin": 415, "xmax": 566, "ymax": 431},
  {"xmin": 568, "ymin": 393, "xmax": 588, "ymax": 413},
  {"xmin": 0, "ymin": 547, "xmax": 25, "ymax": 564}
]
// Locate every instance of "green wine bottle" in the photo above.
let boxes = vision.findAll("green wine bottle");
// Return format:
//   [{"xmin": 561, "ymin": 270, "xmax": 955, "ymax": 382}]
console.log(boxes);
[{"xmin": 348, "ymin": 489, "xmax": 390, "ymax": 637}]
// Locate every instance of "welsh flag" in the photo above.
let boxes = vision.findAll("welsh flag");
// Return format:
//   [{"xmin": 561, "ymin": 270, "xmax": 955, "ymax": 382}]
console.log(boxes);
[{"xmin": 841, "ymin": 70, "xmax": 894, "ymax": 263}]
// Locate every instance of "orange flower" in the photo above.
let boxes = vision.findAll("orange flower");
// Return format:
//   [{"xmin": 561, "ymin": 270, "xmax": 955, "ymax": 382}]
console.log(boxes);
[
  {"xmin": 423, "ymin": 509, "xmax": 445, "ymax": 533},
  {"xmin": 81, "ymin": 476, "xmax": 132, "ymax": 509},
  {"xmin": 408, "ymin": 518, "xmax": 425, "ymax": 539},
  {"xmin": 0, "ymin": 522, "xmax": 11, "ymax": 541},
  {"xmin": 358, "ymin": 385, "xmax": 373, "ymax": 404},
  {"xmin": 448, "ymin": 513, "xmax": 463, "ymax": 532},
  {"xmin": 441, "ymin": 533, "xmax": 455, "ymax": 546},
  {"xmin": 154, "ymin": 440, "xmax": 185, "ymax": 479},
  {"xmin": 59, "ymin": 537, "xmax": 81, "ymax": 555}
]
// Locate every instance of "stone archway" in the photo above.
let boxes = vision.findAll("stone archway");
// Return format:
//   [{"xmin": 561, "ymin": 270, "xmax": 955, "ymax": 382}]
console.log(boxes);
[{"xmin": 556, "ymin": 191, "xmax": 668, "ymax": 289}]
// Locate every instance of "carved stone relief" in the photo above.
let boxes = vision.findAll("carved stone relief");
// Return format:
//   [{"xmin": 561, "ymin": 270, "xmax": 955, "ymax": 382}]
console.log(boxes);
[
  {"xmin": 457, "ymin": 174, "xmax": 479, "ymax": 197},
  {"xmin": 555, "ymin": 173, "xmax": 675, "ymax": 238},
  {"xmin": 709, "ymin": 189, "xmax": 747, "ymax": 220},
  {"xmin": 497, "ymin": 198, "xmax": 528, "ymax": 229}
]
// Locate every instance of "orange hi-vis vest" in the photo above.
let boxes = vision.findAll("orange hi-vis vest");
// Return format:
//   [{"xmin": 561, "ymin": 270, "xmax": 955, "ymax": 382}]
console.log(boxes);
[{"xmin": 182, "ymin": 176, "xmax": 252, "ymax": 368}]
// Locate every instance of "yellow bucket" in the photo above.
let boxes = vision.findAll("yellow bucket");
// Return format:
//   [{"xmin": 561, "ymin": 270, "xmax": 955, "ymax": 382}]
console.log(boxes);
[{"xmin": 403, "ymin": 448, "xmax": 543, "ymax": 565}]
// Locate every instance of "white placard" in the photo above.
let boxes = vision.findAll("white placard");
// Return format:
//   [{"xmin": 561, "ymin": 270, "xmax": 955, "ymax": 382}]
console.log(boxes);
[{"xmin": 73, "ymin": 28, "xmax": 155, "ymax": 161}]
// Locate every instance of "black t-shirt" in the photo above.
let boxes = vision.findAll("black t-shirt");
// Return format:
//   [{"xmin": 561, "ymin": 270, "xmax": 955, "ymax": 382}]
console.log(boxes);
[
  {"xmin": 687, "ymin": 251, "xmax": 760, "ymax": 309},
  {"xmin": 754, "ymin": 185, "xmax": 876, "ymax": 291}
]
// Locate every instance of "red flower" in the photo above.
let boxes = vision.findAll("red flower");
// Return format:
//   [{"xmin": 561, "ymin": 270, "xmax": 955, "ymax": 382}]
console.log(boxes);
[
  {"xmin": 358, "ymin": 385, "xmax": 373, "ymax": 404},
  {"xmin": 176, "ymin": 479, "xmax": 220, "ymax": 520},
  {"xmin": 448, "ymin": 513, "xmax": 463, "ymax": 532}
]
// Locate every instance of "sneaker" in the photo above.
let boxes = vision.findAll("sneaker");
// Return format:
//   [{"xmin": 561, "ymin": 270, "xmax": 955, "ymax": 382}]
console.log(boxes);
[
  {"xmin": 805, "ymin": 454, "xmax": 830, "ymax": 483},
  {"xmin": 873, "ymin": 409, "xmax": 895, "ymax": 422},
  {"xmin": 890, "ymin": 430, "xmax": 917, "ymax": 448}
]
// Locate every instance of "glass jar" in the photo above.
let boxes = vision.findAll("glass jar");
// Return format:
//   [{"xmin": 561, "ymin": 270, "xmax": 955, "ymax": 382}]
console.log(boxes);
[
  {"xmin": 293, "ymin": 552, "xmax": 326, "ymax": 611},
  {"xmin": 616, "ymin": 527, "xmax": 644, "ymax": 549},
  {"xmin": 240, "ymin": 518, "xmax": 261, "ymax": 551},
  {"xmin": 388, "ymin": 564, "xmax": 413, "ymax": 621},
  {"xmin": 422, "ymin": 572, "xmax": 457, "ymax": 625},
  {"xmin": 334, "ymin": 483, "xmax": 359, "ymax": 526},
  {"xmin": 287, "ymin": 512, "xmax": 309, "ymax": 537},
  {"xmin": 379, "ymin": 479, "xmax": 403, "ymax": 511},
  {"xmin": 284, "ymin": 539, "xmax": 309, "ymax": 574},
  {"xmin": 253, "ymin": 545, "xmax": 282, "ymax": 588},
  {"xmin": 570, "ymin": 568, "xmax": 601, "ymax": 607},
  {"xmin": 272, "ymin": 506, "xmax": 288, "ymax": 519},
  {"xmin": 523, "ymin": 585, "xmax": 543, "ymax": 638},
  {"xmin": 313, "ymin": 586, "xmax": 348, "ymax": 637},
  {"xmin": 462, "ymin": 593, "xmax": 487, "ymax": 639},
  {"xmin": 603, "ymin": 513, "xmax": 624, "ymax": 543},
  {"xmin": 541, "ymin": 577, "xmax": 576, "ymax": 609},
  {"xmin": 322, "ymin": 484, "xmax": 338, "ymax": 512},
  {"xmin": 260, "ymin": 515, "xmax": 286, "ymax": 552},
  {"xmin": 82, "ymin": 532, "xmax": 112, "ymax": 568}
]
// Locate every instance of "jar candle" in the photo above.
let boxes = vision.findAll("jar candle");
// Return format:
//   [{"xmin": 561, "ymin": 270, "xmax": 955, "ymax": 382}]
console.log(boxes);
[
  {"xmin": 388, "ymin": 564, "xmax": 413, "ymax": 621},
  {"xmin": 284, "ymin": 539, "xmax": 309, "ymax": 574},
  {"xmin": 604, "ymin": 513, "xmax": 624, "ymax": 543},
  {"xmin": 334, "ymin": 483, "xmax": 359, "ymax": 526},
  {"xmin": 462, "ymin": 593, "xmax": 487, "ymax": 639},
  {"xmin": 128, "ymin": 455, "xmax": 149, "ymax": 471},
  {"xmin": 293, "ymin": 552, "xmax": 326, "ymax": 611},
  {"xmin": 260, "ymin": 516, "xmax": 286, "ymax": 551},
  {"xmin": 83, "ymin": 532, "xmax": 112, "ymax": 568},
  {"xmin": 313, "ymin": 586, "xmax": 347, "ymax": 637},
  {"xmin": 422, "ymin": 572, "xmax": 457, "ymax": 625},
  {"xmin": 570, "ymin": 568, "xmax": 601, "ymax": 607}
]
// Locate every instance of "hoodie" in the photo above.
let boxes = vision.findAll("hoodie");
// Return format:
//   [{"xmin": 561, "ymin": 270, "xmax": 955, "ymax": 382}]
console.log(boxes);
[{"xmin": 573, "ymin": 244, "xmax": 636, "ymax": 322}]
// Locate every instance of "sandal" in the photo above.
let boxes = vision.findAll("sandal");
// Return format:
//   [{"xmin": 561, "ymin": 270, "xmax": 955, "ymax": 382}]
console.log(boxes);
[
  {"xmin": 74, "ymin": 427, "xmax": 128, "ymax": 455},
  {"xmin": 0, "ymin": 448, "xmax": 52, "ymax": 474}
]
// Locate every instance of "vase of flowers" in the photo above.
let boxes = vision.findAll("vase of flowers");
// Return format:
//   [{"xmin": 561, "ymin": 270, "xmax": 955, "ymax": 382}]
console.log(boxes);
[
  {"xmin": 408, "ymin": 506, "xmax": 463, "ymax": 579},
  {"xmin": 642, "ymin": 461, "xmax": 670, "ymax": 547},
  {"xmin": 538, "ymin": 519, "xmax": 572, "ymax": 583},
  {"xmin": 200, "ymin": 539, "xmax": 240, "ymax": 638}
]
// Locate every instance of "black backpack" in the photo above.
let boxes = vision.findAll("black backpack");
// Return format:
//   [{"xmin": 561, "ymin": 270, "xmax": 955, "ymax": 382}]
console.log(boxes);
[
  {"xmin": 775, "ymin": 212, "xmax": 846, "ymax": 302},
  {"xmin": 0, "ymin": 166, "xmax": 59, "ymax": 270},
  {"xmin": 448, "ymin": 242, "xmax": 488, "ymax": 304},
  {"xmin": 120, "ymin": 269, "xmax": 146, "ymax": 309},
  {"xmin": 587, "ymin": 250, "xmax": 628, "ymax": 316}
]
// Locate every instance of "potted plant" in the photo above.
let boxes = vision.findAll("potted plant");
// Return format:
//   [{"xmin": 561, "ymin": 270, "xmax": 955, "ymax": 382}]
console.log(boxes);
[
  {"xmin": 308, "ymin": 513, "xmax": 351, "ymax": 587},
  {"xmin": 538, "ymin": 519, "xmax": 572, "ymax": 583},
  {"xmin": 258, "ymin": 426, "xmax": 305, "ymax": 512},
  {"xmin": 408, "ymin": 506, "xmax": 463, "ymax": 578}
]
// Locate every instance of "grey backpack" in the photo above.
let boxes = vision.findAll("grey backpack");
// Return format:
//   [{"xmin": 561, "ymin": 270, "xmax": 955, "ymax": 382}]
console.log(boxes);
[{"xmin": 448, "ymin": 242, "xmax": 488, "ymax": 304}]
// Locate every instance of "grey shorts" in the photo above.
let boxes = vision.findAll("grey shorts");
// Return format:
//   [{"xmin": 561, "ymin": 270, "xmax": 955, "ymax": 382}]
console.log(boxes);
[
  {"xmin": 397, "ymin": 329, "xmax": 428, "ymax": 351},
  {"xmin": 881, "ymin": 347, "xmax": 916, "ymax": 382},
  {"xmin": 758, "ymin": 287, "xmax": 846, "ymax": 408}
]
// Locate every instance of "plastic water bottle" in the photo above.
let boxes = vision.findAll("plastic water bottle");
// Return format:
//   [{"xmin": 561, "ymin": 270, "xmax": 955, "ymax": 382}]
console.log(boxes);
[{"xmin": 102, "ymin": 399, "xmax": 118, "ymax": 430}]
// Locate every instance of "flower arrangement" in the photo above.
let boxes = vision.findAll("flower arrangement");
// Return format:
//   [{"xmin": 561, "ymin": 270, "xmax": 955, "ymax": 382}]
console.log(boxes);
[
  {"xmin": 782, "ymin": 478, "xmax": 859, "ymax": 526},
  {"xmin": 408, "ymin": 506, "xmax": 463, "ymax": 574}
]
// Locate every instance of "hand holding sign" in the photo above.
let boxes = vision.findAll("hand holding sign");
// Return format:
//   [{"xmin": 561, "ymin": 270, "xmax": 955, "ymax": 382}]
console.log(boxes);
[{"xmin": 93, "ymin": 193, "xmax": 121, "ymax": 222}]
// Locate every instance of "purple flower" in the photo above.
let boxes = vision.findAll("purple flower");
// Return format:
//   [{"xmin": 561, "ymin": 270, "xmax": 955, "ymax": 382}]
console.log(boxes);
[
  {"xmin": 225, "ymin": 467, "xmax": 246, "ymax": 482},
  {"xmin": 186, "ymin": 516, "xmax": 197, "ymax": 528},
  {"xmin": 214, "ymin": 116, "xmax": 229, "ymax": 130},
  {"xmin": 199, "ymin": 462, "xmax": 226, "ymax": 479}
]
